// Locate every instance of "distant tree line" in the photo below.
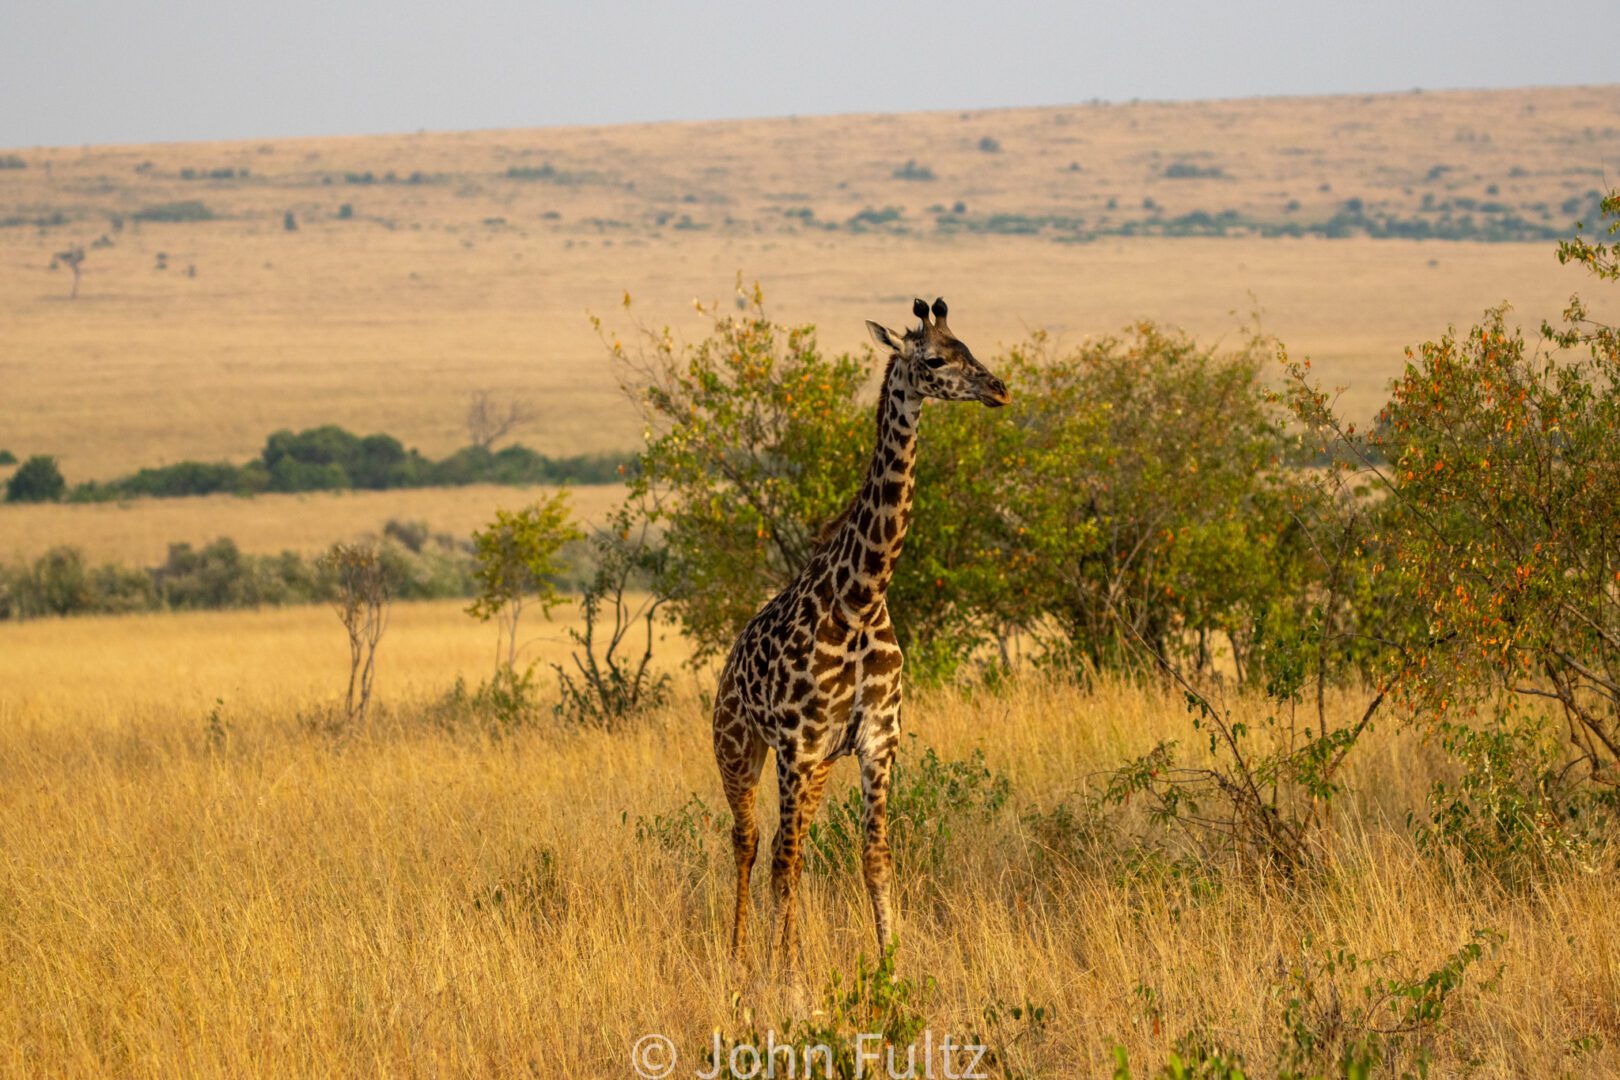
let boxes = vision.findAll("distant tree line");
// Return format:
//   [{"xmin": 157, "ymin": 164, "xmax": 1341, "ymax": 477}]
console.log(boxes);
[
  {"xmin": 0, "ymin": 519, "xmax": 596, "ymax": 620},
  {"xmin": 2, "ymin": 426, "xmax": 630, "ymax": 504}
]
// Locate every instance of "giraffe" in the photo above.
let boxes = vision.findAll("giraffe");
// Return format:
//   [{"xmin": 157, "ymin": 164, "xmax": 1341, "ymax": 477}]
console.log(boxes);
[{"xmin": 712, "ymin": 296, "xmax": 1010, "ymax": 976}]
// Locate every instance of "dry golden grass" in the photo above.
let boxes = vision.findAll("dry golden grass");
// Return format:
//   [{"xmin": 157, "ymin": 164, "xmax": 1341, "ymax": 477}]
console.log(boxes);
[
  {"xmin": 2, "ymin": 603, "xmax": 1616, "ymax": 1076},
  {"xmin": 0, "ymin": 482, "xmax": 626, "ymax": 565},
  {"xmin": 2, "ymin": 85, "xmax": 1616, "ymax": 482}
]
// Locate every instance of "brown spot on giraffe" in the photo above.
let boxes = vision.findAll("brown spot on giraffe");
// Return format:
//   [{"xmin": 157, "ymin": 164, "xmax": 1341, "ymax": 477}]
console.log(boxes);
[{"xmin": 711, "ymin": 297, "xmax": 1010, "ymax": 978}]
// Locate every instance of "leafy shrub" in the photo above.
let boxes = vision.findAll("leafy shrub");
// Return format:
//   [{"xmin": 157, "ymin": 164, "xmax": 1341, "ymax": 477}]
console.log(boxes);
[
  {"xmin": 0, "ymin": 154, "xmax": 26, "ymax": 169},
  {"xmin": 1281, "ymin": 193, "xmax": 1620, "ymax": 792},
  {"xmin": 1164, "ymin": 162, "xmax": 1226, "ymax": 179},
  {"xmin": 0, "ymin": 449, "xmax": 16, "ymax": 465},
  {"xmin": 807, "ymin": 744, "xmax": 1010, "ymax": 877},
  {"xmin": 157, "ymin": 539, "xmax": 309, "ymax": 609},
  {"xmin": 132, "ymin": 201, "xmax": 214, "ymax": 223},
  {"xmin": 467, "ymin": 493, "xmax": 581, "ymax": 669},
  {"xmin": 892, "ymin": 159, "xmax": 936, "ymax": 181},
  {"xmin": 553, "ymin": 507, "xmax": 671, "ymax": 727},
  {"xmin": 1113, "ymin": 931, "xmax": 1502, "ymax": 1078},
  {"xmin": 70, "ymin": 460, "xmax": 266, "ymax": 501},
  {"xmin": 711, "ymin": 947, "xmax": 1051, "ymax": 1080},
  {"xmin": 605, "ymin": 286, "xmax": 1316, "ymax": 679},
  {"xmin": 632, "ymin": 793, "xmax": 726, "ymax": 886},
  {"xmin": 442, "ymin": 661, "xmax": 548, "ymax": 733},
  {"xmin": 606, "ymin": 284, "xmax": 869, "ymax": 661},
  {"xmin": 15, "ymin": 547, "xmax": 93, "ymax": 615},
  {"xmin": 1412, "ymin": 711, "xmax": 1613, "ymax": 883},
  {"xmin": 5, "ymin": 455, "xmax": 65, "ymax": 502},
  {"xmin": 977, "ymin": 136, "xmax": 1001, "ymax": 153}
]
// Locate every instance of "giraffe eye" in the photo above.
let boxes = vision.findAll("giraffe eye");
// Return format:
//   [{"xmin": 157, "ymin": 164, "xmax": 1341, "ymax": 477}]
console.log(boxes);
[{"xmin": 923, "ymin": 355, "xmax": 946, "ymax": 369}]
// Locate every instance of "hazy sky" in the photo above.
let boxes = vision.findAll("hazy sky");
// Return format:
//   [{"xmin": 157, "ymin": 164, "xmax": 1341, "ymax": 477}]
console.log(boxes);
[{"xmin": 2, "ymin": 0, "xmax": 1615, "ymax": 148}]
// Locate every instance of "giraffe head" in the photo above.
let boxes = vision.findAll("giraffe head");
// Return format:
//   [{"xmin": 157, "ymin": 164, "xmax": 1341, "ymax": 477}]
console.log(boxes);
[{"xmin": 865, "ymin": 298, "xmax": 1011, "ymax": 408}]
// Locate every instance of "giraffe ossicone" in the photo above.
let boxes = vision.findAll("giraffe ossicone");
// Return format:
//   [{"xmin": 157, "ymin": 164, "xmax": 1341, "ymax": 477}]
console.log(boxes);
[{"xmin": 711, "ymin": 297, "xmax": 1010, "ymax": 977}]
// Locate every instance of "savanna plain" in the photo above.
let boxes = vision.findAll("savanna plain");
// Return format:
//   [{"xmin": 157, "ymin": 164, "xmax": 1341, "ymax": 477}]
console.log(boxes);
[{"xmin": 3, "ymin": 85, "xmax": 1620, "ymax": 1077}]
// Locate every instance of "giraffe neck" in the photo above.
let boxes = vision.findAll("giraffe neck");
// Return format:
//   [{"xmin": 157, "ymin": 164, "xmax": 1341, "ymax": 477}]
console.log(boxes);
[{"xmin": 826, "ymin": 358, "xmax": 921, "ymax": 618}]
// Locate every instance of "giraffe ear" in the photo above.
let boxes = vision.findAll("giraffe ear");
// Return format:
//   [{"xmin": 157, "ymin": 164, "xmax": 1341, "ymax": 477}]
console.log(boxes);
[{"xmin": 866, "ymin": 321, "xmax": 903, "ymax": 353}]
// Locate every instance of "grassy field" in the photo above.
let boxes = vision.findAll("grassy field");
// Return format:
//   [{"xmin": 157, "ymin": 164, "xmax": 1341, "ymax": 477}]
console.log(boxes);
[
  {"xmin": 0, "ymin": 482, "xmax": 626, "ymax": 565},
  {"xmin": 3, "ymin": 84, "xmax": 1617, "ymax": 485},
  {"xmin": 1, "ymin": 603, "xmax": 1616, "ymax": 1076},
  {"xmin": 4, "ymin": 84, "xmax": 1620, "ymax": 1077}
]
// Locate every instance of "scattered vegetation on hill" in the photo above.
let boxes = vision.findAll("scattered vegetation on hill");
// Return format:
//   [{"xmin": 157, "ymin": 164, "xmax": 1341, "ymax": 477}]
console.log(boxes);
[
  {"xmin": 131, "ymin": 200, "xmax": 216, "ymax": 223},
  {"xmin": 891, "ymin": 159, "xmax": 936, "ymax": 182}
]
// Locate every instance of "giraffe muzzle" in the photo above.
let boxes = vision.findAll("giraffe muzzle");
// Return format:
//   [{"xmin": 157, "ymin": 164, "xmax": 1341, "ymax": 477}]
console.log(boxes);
[{"xmin": 980, "ymin": 379, "xmax": 1011, "ymax": 408}]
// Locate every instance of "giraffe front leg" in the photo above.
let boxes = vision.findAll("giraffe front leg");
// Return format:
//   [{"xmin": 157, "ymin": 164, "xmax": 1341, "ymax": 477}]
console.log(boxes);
[
  {"xmin": 859, "ymin": 739, "xmax": 899, "ymax": 956},
  {"xmin": 768, "ymin": 756, "xmax": 833, "ymax": 980}
]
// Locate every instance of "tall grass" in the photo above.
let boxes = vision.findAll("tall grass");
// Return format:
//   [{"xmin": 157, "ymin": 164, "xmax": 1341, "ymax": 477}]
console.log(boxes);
[{"xmin": 1, "ymin": 605, "xmax": 1615, "ymax": 1075}]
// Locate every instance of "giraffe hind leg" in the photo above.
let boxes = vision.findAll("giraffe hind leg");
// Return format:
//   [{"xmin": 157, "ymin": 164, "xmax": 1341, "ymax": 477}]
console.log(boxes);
[
  {"xmin": 715, "ymin": 708, "xmax": 766, "ymax": 965},
  {"xmin": 716, "ymin": 705, "xmax": 764, "ymax": 965}
]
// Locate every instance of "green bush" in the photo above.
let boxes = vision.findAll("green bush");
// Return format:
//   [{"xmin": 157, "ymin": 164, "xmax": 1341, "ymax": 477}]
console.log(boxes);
[
  {"xmin": 70, "ymin": 460, "xmax": 265, "ymax": 501},
  {"xmin": 5, "ymin": 455, "xmax": 65, "ymax": 503},
  {"xmin": 891, "ymin": 159, "xmax": 935, "ymax": 181},
  {"xmin": 0, "ymin": 449, "xmax": 17, "ymax": 465},
  {"xmin": 132, "ymin": 201, "xmax": 214, "ymax": 223},
  {"xmin": 607, "ymin": 286, "xmax": 870, "ymax": 661},
  {"xmin": 0, "ymin": 154, "xmax": 26, "ymax": 170},
  {"xmin": 504, "ymin": 164, "xmax": 603, "ymax": 185},
  {"xmin": 807, "ymin": 743, "xmax": 1009, "ymax": 877},
  {"xmin": 68, "ymin": 426, "xmax": 631, "ymax": 502},
  {"xmin": 1164, "ymin": 161, "xmax": 1226, "ymax": 179},
  {"xmin": 607, "ymin": 286, "xmax": 1316, "ymax": 679},
  {"xmin": 467, "ymin": 493, "xmax": 582, "ymax": 670}
]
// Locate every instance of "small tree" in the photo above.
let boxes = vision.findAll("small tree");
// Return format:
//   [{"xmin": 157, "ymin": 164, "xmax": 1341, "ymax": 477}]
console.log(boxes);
[
  {"xmin": 603, "ymin": 281, "xmax": 868, "ymax": 662},
  {"xmin": 553, "ymin": 504, "xmax": 671, "ymax": 727},
  {"xmin": 49, "ymin": 247, "xmax": 85, "ymax": 299},
  {"xmin": 465, "ymin": 389, "xmax": 539, "ymax": 450},
  {"xmin": 5, "ymin": 455, "xmax": 65, "ymax": 503},
  {"xmin": 1285, "ymin": 204, "xmax": 1620, "ymax": 777},
  {"xmin": 319, "ymin": 542, "xmax": 390, "ymax": 729},
  {"xmin": 468, "ymin": 492, "xmax": 582, "ymax": 670}
]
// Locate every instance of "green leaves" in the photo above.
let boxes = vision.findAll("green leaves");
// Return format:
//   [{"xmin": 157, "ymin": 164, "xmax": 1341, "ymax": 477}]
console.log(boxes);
[
  {"xmin": 467, "ymin": 492, "xmax": 582, "ymax": 625},
  {"xmin": 610, "ymin": 289, "xmax": 1317, "ymax": 682},
  {"xmin": 467, "ymin": 492, "xmax": 583, "ymax": 669}
]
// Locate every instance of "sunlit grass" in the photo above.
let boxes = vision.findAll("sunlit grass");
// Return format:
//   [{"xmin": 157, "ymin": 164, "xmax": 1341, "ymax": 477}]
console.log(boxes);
[{"xmin": 1, "ymin": 605, "xmax": 1615, "ymax": 1075}]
